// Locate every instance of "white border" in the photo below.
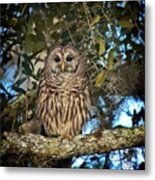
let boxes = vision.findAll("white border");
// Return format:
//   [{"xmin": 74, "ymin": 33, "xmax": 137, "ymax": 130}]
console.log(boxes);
[
  {"xmin": 0, "ymin": 0, "xmax": 131, "ymax": 4},
  {"xmin": 0, "ymin": 0, "xmax": 119, "ymax": 4},
  {"xmin": 1, "ymin": 0, "xmax": 155, "ymax": 179}
]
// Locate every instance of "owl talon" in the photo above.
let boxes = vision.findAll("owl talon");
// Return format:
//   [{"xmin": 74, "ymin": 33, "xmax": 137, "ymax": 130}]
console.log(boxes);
[{"xmin": 60, "ymin": 134, "xmax": 74, "ymax": 141}]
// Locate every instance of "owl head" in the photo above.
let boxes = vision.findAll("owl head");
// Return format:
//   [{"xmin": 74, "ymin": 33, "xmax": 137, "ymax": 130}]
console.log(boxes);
[{"xmin": 45, "ymin": 45, "xmax": 84, "ymax": 75}]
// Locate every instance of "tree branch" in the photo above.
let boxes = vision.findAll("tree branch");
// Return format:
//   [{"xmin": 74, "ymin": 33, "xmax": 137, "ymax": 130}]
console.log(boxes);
[{"xmin": 0, "ymin": 126, "xmax": 144, "ymax": 166}]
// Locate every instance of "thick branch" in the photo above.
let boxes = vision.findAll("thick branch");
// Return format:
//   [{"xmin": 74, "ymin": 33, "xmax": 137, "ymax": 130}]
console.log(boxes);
[{"xmin": 0, "ymin": 126, "xmax": 144, "ymax": 166}]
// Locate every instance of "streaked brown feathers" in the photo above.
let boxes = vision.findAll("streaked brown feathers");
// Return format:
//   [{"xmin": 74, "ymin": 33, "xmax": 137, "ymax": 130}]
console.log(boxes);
[{"xmin": 36, "ymin": 45, "xmax": 91, "ymax": 137}]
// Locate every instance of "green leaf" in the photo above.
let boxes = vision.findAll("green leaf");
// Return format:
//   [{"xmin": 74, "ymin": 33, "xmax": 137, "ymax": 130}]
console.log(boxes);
[
  {"xmin": 0, "ymin": 83, "xmax": 10, "ymax": 95},
  {"xmin": 119, "ymin": 20, "xmax": 134, "ymax": 29},
  {"xmin": 12, "ymin": 86, "xmax": 26, "ymax": 94},
  {"xmin": 22, "ymin": 60, "xmax": 33, "ymax": 76},
  {"xmin": 97, "ymin": 37, "xmax": 105, "ymax": 55},
  {"xmin": 107, "ymin": 49, "xmax": 115, "ymax": 70},
  {"xmin": 23, "ymin": 54, "xmax": 34, "ymax": 71},
  {"xmin": 95, "ymin": 69, "xmax": 107, "ymax": 87},
  {"xmin": 91, "ymin": 15, "xmax": 101, "ymax": 26},
  {"xmin": 15, "ymin": 77, "xmax": 27, "ymax": 87},
  {"xmin": 25, "ymin": 33, "xmax": 46, "ymax": 54},
  {"xmin": 36, "ymin": 31, "xmax": 45, "ymax": 42}
]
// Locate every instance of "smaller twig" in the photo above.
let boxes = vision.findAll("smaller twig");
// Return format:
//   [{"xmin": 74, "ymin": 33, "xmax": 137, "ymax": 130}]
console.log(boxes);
[
  {"xmin": 83, "ymin": 2, "xmax": 92, "ymax": 30},
  {"xmin": 84, "ymin": 2, "xmax": 93, "ymax": 22},
  {"xmin": 63, "ymin": 19, "xmax": 76, "ymax": 46},
  {"xmin": 11, "ymin": 117, "xmax": 16, "ymax": 131},
  {"xmin": 101, "ymin": 8, "xmax": 113, "ymax": 25},
  {"xmin": 25, "ymin": 77, "xmax": 30, "ymax": 122},
  {"xmin": 55, "ymin": 7, "xmax": 76, "ymax": 46},
  {"xmin": 40, "ymin": 8, "xmax": 53, "ymax": 48},
  {"xmin": 129, "ymin": 9, "xmax": 140, "ymax": 32},
  {"xmin": 21, "ymin": 4, "xmax": 28, "ymax": 15}
]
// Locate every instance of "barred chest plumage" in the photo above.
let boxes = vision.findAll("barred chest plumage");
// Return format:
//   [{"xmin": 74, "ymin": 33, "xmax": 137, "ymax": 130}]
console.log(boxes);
[{"xmin": 36, "ymin": 73, "xmax": 91, "ymax": 136}]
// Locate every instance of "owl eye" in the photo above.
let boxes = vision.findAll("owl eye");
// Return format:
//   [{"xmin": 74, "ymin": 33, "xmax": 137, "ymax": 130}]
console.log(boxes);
[
  {"xmin": 54, "ymin": 56, "xmax": 61, "ymax": 63},
  {"xmin": 66, "ymin": 55, "xmax": 73, "ymax": 62}
]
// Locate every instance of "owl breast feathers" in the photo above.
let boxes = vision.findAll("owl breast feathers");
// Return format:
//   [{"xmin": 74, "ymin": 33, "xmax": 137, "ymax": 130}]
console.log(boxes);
[{"xmin": 36, "ymin": 45, "xmax": 91, "ymax": 136}]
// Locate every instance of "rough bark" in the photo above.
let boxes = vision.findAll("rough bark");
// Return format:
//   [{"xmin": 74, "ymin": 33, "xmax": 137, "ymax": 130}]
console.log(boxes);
[{"xmin": 0, "ymin": 126, "xmax": 144, "ymax": 166}]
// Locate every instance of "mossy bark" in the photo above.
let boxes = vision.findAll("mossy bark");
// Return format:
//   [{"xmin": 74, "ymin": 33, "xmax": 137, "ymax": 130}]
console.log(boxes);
[{"xmin": 0, "ymin": 126, "xmax": 144, "ymax": 167}]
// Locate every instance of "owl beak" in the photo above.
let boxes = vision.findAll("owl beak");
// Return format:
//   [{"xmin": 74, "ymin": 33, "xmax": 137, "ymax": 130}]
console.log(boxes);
[{"xmin": 61, "ymin": 61, "xmax": 65, "ymax": 72}]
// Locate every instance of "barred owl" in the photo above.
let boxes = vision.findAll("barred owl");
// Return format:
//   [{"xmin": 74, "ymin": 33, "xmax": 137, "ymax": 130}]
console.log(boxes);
[{"xmin": 36, "ymin": 45, "xmax": 91, "ymax": 137}]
